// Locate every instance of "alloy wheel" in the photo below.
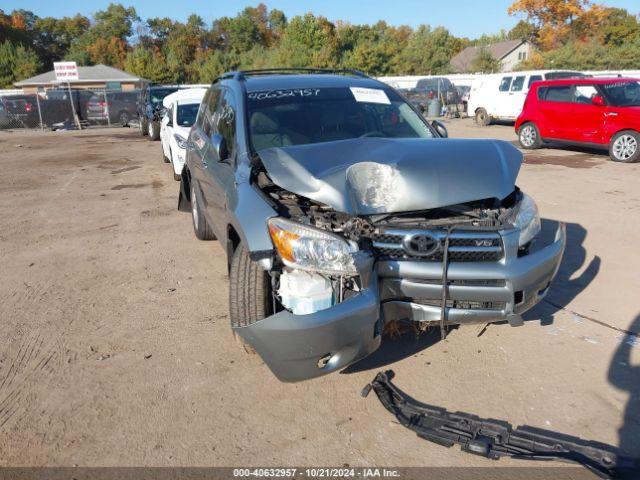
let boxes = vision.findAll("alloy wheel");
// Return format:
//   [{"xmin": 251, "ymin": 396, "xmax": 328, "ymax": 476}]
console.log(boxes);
[
  {"xmin": 520, "ymin": 125, "xmax": 536, "ymax": 147},
  {"xmin": 612, "ymin": 134, "xmax": 638, "ymax": 160}
]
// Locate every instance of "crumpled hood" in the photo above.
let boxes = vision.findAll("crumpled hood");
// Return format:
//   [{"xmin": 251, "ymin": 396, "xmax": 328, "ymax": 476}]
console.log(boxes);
[{"xmin": 257, "ymin": 137, "xmax": 522, "ymax": 215}]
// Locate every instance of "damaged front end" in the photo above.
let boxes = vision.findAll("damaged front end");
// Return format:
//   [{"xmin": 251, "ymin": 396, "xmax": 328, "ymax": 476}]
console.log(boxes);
[{"xmin": 233, "ymin": 138, "xmax": 566, "ymax": 382}]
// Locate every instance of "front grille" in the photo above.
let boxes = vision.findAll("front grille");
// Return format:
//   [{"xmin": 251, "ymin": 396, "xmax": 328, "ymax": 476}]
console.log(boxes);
[
  {"xmin": 371, "ymin": 228, "xmax": 503, "ymax": 262},
  {"xmin": 411, "ymin": 298, "xmax": 506, "ymax": 310}
]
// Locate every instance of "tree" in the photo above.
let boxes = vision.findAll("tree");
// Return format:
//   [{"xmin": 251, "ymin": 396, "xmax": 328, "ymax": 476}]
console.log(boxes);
[
  {"xmin": 598, "ymin": 7, "xmax": 640, "ymax": 47},
  {"xmin": 508, "ymin": 0, "xmax": 607, "ymax": 50},
  {"xmin": 0, "ymin": 40, "xmax": 41, "ymax": 87},
  {"xmin": 508, "ymin": 20, "xmax": 537, "ymax": 41},
  {"xmin": 471, "ymin": 47, "xmax": 500, "ymax": 72},
  {"xmin": 399, "ymin": 25, "xmax": 462, "ymax": 74}
]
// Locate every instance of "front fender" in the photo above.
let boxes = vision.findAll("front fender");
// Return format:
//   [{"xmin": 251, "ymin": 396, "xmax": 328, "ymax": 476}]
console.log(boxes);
[{"xmin": 226, "ymin": 181, "xmax": 278, "ymax": 255}]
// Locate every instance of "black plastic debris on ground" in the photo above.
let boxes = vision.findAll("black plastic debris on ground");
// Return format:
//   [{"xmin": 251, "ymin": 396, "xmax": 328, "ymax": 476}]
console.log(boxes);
[{"xmin": 362, "ymin": 370, "xmax": 639, "ymax": 480}]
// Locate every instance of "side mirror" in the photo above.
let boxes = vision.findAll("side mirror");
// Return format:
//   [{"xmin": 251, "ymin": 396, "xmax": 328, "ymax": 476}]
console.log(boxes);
[
  {"xmin": 211, "ymin": 133, "xmax": 228, "ymax": 161},
  {"xmin": 431, "ymin": 120, "xmax": 448, "ymax": 138},
  {"xmin": 592, "ymin": 95, "xmax": 605, "ymax": 106}
]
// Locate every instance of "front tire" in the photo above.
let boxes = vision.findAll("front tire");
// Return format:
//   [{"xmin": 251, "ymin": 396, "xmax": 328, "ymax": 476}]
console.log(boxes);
[
  {"xmin": 229, "ymin": 243, "xmax": 269, "ymax": 353},
  {"xmin": 139, "ymin": 117, "xmax": 148, "ymax": 136},
  {"xmin": 162, "ymin": 146, "xmax": 170, "ymax": 163},
  {"xmin": 609, "ymin": 130, "xmax": 640, "ymax": 163},
  {"xmin": 475, "ymin": 108, "xmax": 491, "ymax": 126},
  {"xmin": 518, "ymin": 122, "xmax": 542, "ymax": 149},
  {"xmin": 190, "ymin": 181, "xmax": 215, "ymax": 240},
  {"xmin": 148, "ymin": 121, "xmax": 160, "ymax": 141}
]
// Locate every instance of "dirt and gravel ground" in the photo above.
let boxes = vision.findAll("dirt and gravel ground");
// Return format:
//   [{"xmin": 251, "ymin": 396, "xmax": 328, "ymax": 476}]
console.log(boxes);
[{"xmin": 0, "ymin": 119, "xmax": 639, "ymax": 477}]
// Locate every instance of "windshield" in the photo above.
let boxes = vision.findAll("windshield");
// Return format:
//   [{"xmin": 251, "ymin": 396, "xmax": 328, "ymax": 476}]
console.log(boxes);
[
  {"xmin": 247, "ymin": 86, "xmax": 433, "ymax": 152},
  {"xmin": 601, "ymin": 81, "xmax": 640, "ymax": 107},
  {"xmin": 150, "ymin": 87, "xmax": 178, "ymax": 106},
  {"xmin": 176, "ymin": 103, "xmax": 199, "ymax": 127}
]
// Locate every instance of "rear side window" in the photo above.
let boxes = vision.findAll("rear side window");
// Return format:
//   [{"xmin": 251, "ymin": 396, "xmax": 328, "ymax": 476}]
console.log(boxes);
[
  {"xmin": 540, "ymin": 86, "xmax": 573, "ymax": 103},
  {"xmin": 213, "ymin": 89, "xmax": 236, "ymax": 161},
  {"xmin": 528, "ymin": 75, "xmax": 543, "ymax": 88},
  {"xmin": 499, "ymin": 77, "xmax": 512, "ymax": 92},
  {"xmin": 201, "ymin": 89, "xmax": 221, "ymax": 137},
  {"xmin": 511, "ymin": 76, "xmax": 525, "ymax": 92}
]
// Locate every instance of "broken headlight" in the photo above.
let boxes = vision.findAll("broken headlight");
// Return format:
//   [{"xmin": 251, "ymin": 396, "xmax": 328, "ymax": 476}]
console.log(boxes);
[
  {"xmin": 514, "ymin": 193, "xmax": 541, "ymax": 247},
  {"xmin": 268, "ymin": 217, "xmax": 358, "ymax": 275}
]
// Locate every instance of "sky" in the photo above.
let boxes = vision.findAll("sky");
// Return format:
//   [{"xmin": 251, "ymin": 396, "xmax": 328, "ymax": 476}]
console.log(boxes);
[{"xmin": 2, "ymin": 0, "xmax": 639, "ymax": 38}]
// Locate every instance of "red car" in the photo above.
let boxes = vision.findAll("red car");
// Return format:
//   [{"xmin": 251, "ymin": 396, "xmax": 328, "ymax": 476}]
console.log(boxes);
[{"xmin": 515, "ymin": 78, "xmax": 640, "ymax": 163}]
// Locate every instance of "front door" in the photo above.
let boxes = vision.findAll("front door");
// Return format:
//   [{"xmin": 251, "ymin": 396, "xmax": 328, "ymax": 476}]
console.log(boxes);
[{"xmin": 568, "ymin": 85, "xmax": 606, "ymax": 143}]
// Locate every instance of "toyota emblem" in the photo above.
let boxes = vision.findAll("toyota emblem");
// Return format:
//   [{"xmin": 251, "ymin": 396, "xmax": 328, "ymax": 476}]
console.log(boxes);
[{"xmin": 402, "ymin": 233, "xmax": 441, "ymax": 257}]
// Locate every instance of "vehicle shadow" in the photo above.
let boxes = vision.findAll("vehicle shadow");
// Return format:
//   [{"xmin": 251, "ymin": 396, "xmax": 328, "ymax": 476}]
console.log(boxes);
[
  {"xmin": 524, "ymin": 219, "xmax": 600, "ymax": 325},
  {"xmin": 341, "ymin": 326, "xmax": 441, "ymax": 374},
  {"xmin": 608, "ymin": 314, "xmax": 640, "ymax": 459}
]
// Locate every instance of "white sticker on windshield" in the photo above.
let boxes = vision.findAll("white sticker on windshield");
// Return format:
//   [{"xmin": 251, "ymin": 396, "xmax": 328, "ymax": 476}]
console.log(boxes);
[{"xmin": 350, "ymin": 87, "xmax": 390, "ymax": 105}]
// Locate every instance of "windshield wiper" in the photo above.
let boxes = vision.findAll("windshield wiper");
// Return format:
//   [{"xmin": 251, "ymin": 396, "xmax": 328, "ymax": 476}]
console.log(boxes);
[{"xmin": 362, "ymin": 371, "xmax": 639, "ymax": 479}]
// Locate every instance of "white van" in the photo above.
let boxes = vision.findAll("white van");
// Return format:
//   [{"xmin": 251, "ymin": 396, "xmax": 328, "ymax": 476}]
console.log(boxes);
[{"xmin": 468, "ymin": 70, "xmax": 584, "ymax": 125}]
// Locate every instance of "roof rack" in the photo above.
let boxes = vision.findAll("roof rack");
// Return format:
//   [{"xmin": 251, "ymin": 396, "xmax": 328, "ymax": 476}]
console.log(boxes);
[{"xmin": 217, "ymin": 68, "xmax": 370, "ymax": 82}]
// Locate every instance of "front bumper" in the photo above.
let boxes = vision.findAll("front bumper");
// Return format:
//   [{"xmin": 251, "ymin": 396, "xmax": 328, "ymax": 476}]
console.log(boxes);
[{"xmin": 235, "ymin": 223, "xmax": 565, "ymax": 382}]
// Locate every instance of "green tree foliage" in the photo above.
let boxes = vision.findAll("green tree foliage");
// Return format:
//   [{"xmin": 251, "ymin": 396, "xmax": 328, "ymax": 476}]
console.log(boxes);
[
  {"xmin": 400, "ymin": 25, "xmax": 462, "ymax": 74},
  {"xmin": 471, "ymin": 47, "xmax": 501, "ymax": 73},
  {"xmin": 2, "ymin": 3, "xmax": 639, "ymax": 87},
  {"xmin": 0, "ymin": 39, "xmax": 42, "ymax": 87}
]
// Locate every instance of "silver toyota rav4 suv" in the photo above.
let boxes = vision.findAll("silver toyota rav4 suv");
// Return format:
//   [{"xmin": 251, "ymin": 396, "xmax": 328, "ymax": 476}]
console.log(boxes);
[{"xmin": 178, "ymin": 69, "xmax": 566, "ymax": 382}]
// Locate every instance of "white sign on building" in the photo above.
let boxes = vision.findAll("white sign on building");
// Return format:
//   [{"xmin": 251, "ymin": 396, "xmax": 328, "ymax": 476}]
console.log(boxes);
[{"xmin": 53, "ymin": 61, "xmax": 79, "ymax": 81}]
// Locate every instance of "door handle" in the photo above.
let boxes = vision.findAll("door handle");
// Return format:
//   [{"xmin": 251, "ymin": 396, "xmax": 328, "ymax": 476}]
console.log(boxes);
[{"xmin": 604, "ymin": 112, "xmax": 618, "ymax": 117}]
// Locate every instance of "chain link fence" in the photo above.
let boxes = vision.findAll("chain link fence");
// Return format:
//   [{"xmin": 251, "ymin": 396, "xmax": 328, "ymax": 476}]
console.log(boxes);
[{"xmin": 0, "ymin": 88, "xmax": 140, "ymax": 131}]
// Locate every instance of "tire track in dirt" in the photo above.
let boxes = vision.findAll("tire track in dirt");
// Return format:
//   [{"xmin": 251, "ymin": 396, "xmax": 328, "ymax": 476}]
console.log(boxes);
[{"xmin": 0, "ymin": 331, "xmax": 60, "ymax": 430}]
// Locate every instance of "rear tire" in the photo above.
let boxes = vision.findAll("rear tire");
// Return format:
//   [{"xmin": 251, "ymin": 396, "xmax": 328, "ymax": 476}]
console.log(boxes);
[
  {"xmin": 230, "ymin": 243, "xmax": 270, "ymax": 353},
  {"xmin": 148, "ymin": 121, "xmax": 160, "ymax": 141},
  {"xmin": 518, "ymin": 122, "xmax": 542, "ymax": 149},
  {"xmin": 139, "ymin": 117, "xmax": 148, "ymax": 136},
  {"xmin": 609, "ymin": 130, "xmax": 639, "ymax": 163},
  {"xmin": 118, "ymin": 111, "xmax": 130, "ymax": 127},
  {"xmin": 475, "ymin": 108, "xmax": 491, "ymax": 126},
  {"xmin": 190, "ymin": 181, "xmax": 216, "ymax": 240}
]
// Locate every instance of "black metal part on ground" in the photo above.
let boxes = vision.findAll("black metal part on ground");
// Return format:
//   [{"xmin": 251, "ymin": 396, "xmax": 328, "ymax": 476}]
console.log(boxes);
[{"xmin": 362, "ymin": 370, "xmax": 639, "ymax": 480}]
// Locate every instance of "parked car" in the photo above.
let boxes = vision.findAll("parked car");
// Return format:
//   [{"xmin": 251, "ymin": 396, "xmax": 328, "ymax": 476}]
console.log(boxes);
[
  {"xmin": 468, "ymin": 70, "xmax": 585, "ymax": 125},
  {"xmin": 177, "ymin": 69, "xmax": 565, "ymax": 382},
  {"xmin": 403, "ymin": 77, "xmax": 461, "ymax": 112},
  {"xmin": 137, "ymin": 84, "xmax": 180, "ymax": 140},
  {"xmin": 86, "ymin": 91, "xmax": 138, "ymax": 126},
  {"xmin": 516, "ymin": 77, "xmax": 640, "ymax": 163},
  {"xmin": 0, "ymin": 95, "xmax": 39, "ymax": 127},
  {"xmin": 160, "ymin": 88, "xmax": 207, "ymax": 180}
]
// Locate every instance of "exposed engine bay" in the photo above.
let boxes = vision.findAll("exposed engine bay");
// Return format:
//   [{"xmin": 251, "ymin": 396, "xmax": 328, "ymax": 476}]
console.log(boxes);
[{"xmin": 255, "ymin": 169, "xmax": 526, "ymax": 318}]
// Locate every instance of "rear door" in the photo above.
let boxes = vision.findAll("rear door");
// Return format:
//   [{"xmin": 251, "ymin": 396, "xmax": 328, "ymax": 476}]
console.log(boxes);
[
  {"xmin": 202, "ymin": 88, "xmax": 238, "ymax": 234},
  {"xmin": 537, "ymin": 85, "xmax": 574, "ymax": 139},
  {"xmin": 189, "ymin": 88, "xmax": 220, "ymax": 231}
]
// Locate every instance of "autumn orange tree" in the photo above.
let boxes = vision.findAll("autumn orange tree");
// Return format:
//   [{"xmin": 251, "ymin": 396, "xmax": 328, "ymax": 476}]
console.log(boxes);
[{"xmin": 508, "ymin": 0, "xmax": 609, "ymax": 50}]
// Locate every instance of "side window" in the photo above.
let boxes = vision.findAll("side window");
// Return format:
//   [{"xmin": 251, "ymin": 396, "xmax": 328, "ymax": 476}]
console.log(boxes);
[
  {"xmin": 542, "ymin": 86, "xmax": 573, "ymax": 103},
  {"xmin": 499, "ymin": 77, "xmax": 513, "ymax": 92},
  {"xmin": 573, "ymin": 85, "xmax": 598, "ymax": 104},
  {"xmin": 214, "ymin": 89, "xmax": 237, "ymax": 161},
  {"xmin": 528, "ymin": 75, "xmax": 543, "ymax": 88},
  {"xmin": 511, "ymin": 76, "xmax": 525, "ymax": 92},
  {"xmin": 201, "ymin": 89, "xmax": 220, "ymax": 137}
]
